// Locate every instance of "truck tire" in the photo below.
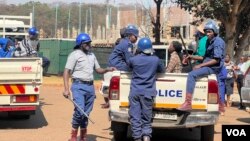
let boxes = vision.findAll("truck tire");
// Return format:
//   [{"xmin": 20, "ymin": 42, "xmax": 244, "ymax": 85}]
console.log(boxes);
[
  {"xmin": 200, "ymin": 125, "xmax": 214, "ymax": 141},
  {"xmin": 111, "ymin": 121, "xmax": 128, "ymax": 141}
]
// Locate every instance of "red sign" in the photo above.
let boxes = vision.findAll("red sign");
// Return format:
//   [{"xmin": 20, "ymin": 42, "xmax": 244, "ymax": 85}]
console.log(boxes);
[{"xmin": 22, "ymin": 66, "xmax": 32, "ymax": 72}]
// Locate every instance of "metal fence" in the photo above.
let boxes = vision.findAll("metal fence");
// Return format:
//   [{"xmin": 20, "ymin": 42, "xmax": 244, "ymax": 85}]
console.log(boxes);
[{"xmin": 39, "ymin": 39, "xmax": 113, "ymax": 80}]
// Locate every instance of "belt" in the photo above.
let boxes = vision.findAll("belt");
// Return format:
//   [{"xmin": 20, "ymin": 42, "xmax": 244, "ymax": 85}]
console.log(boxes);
[{"xmin": 72, "ymin": 79, "xmax": 94, "ymax": 85}]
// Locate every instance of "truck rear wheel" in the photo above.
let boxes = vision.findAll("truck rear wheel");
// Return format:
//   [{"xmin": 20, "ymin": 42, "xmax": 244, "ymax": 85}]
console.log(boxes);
[
  {"xmin": 111, "ymin": 121, "xmax": 128, "ymax": 141},
  {"xmin": 200, "ymin": 125, "xmax": 214, "ymax": 141}
]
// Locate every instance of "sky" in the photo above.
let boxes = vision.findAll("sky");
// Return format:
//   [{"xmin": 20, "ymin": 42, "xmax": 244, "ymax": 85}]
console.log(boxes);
[
  {"xmin": 3, "ymin": 0, "xmax": 159, "ymax": 9},
  {"xmin": 5, "ymin": 0, "xmax": 151, "ymax": 5}
]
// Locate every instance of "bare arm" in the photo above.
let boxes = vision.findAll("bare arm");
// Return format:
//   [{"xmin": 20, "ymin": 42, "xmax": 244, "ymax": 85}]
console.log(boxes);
[
  {"xmin": 63, "ymin": 68, "xmax": 71, "ymax": 98},
  {"xmin": 190, "ymin": 55, "xmax": 204, "ymax": 61},
  {"xmin": 96, "ymin": 67, "xmax": 115, "ymax": 74}
]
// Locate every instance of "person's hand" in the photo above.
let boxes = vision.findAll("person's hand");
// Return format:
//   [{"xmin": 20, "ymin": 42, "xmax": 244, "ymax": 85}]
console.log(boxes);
[
  {"xmin": 186, "ymin": 55, "xmax": 193, "ymax": 59},
  {"xmin": 182, "ymin": 58, "xmax": 188, "ymax": 65},
  {"xmin": 182, "ymin": 55, "xmax": 191, "ymax": 65},
  {"xmin": 193, "ymin": 64, "xmax": 202, "ymax": 70},
  {"xmin": 106, "ymin": 67, "xmax": 116, "ymax": 72},
  {"xmin": 63, "ymin": 90, "xmax": 70, "ymax": 99},
  {"xmin": 232, "ymin": 65, "xmax": 238, "ymax": 70}
]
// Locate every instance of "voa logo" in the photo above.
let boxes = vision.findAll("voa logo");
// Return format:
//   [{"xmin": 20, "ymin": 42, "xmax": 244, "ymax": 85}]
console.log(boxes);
[
  {"xmin": 226, "ymin": 129, "xmax": 246, "ymax": 136},
  {"xmin": 156, "ymin": 89, "xmax": 182, "ymax": 97}
]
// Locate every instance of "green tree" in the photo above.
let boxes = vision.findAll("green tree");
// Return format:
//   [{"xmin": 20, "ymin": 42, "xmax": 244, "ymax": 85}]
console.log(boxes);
[{"xmin": 176, "ymin": 0, "xmax": 250, "ymax": 61}]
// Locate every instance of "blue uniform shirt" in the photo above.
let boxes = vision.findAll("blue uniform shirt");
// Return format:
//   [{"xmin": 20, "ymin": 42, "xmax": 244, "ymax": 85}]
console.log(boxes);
[
  {"xmin": 108, "ymin": 38, "xmax": 134, "ymax": 71},
  {"xmin": 203, "ymin": 36, "xmax": 225, "ymax": 73},
  {"xmin": 128, "ymin": 54, "xmax": 165, "ymax": 98}
]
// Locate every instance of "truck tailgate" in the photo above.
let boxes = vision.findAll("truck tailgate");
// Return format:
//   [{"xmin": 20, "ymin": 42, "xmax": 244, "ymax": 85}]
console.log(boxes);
[
  {"xmin": 119, "ymin": 73, "xmax": 208, "ymax": 110},
  {"xmin": 0, "ymin": 58, "xmax": 42, "ymax": 84}
]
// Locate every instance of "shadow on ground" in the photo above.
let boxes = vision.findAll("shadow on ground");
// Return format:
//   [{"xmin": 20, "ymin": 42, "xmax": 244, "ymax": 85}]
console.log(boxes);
[
  {"xmin": 109, "ymin": 128, "xmax": 200, "ymax": 141},
  {"xmin": 237, "ymin": 118, "xmax": 250, "ymax": 124},
  {"xmin": 86, "ymin": 134, "xmax": 112, "ymax": 141},
  {"xmin": 0, "ymin": 99, "xmax": 49, "ymax": 129}
]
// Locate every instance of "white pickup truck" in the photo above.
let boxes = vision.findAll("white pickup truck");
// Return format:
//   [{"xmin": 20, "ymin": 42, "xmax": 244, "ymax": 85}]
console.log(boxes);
[
  {"xmin": 0, "ymin": 58, "xmax": 42, "ymax": 119},
  {"xmin": 241, "ymin": 74, "xmax": 250, "ymax": 112},
  {"xmin": 100, "ymin": 45, "xmax": 220, "ymax": 141}
]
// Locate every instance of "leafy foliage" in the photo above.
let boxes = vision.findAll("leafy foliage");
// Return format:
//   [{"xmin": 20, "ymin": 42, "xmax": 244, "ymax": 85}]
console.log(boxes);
[{"xmin": 175, "ymin": 0, "xmax": 250, "ymax": 59}]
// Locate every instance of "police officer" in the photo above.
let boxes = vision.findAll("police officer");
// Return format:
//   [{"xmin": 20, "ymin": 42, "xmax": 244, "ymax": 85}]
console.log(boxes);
[
  {"xmin": 128, "ymin": 38, "xmax": 164, "ymax": 141},
  {"xmin": 63, "ymin": 33, "xmax": 114, "ymax": 141},
  {"xmin": 0, "ymin": 38, "xmax": 15, "ymax": 58},
  {"xmin": 101, "ymin": 27, "xmax": 127, "ymax": 109},
  {"xmin": 114, "ymin": 27, "xmax": 126, "ymax": 46},
  {"xmin": 108, "ymin": 24, "xmax": 139, "ymax": 71},
  {"xmin": 184, "ymin": 21, "xmax": 227, "ymax": 115},
  {"xmin": 178, "ymin": 20, "xmax": 225, "ymax": 111}
]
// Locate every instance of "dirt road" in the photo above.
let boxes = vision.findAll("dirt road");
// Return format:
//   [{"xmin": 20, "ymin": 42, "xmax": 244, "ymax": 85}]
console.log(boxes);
[{"xmin": 0, "ymin": 76, "xmax": 249, "ymax": 141}]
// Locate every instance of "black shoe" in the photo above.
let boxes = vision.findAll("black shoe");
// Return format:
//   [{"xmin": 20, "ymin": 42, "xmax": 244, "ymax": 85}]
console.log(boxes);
[{"xmin": 238, "ymin": 106, "xmax": 245, "ymax": 110}]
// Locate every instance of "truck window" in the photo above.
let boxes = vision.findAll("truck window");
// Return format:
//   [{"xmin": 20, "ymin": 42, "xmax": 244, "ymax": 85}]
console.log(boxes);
[{"xmin": 154, "ymin": 49, "xmax": 167, "ymax": 66}]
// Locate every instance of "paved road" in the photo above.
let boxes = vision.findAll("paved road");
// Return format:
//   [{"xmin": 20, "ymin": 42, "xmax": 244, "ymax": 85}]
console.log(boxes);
[{"xmin": 0, "ymin": 77, "xmax": 249, "ymax": 141}]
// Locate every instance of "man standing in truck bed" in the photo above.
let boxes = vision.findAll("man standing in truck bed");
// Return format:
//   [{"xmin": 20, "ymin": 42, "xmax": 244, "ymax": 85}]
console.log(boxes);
[{"xmin": 128, "ymin": 37, "xmax": 165, "ymax": 141}]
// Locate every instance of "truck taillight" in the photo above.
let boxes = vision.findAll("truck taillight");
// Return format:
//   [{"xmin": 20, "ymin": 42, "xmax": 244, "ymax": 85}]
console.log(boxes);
[
  {"xmin": 208, "ymin": 80, "xmax": 219, "ymax": 104},
  {"xmin": 13, "ymin": 95, "xmax": 37, "ymax": 103},
  {"xmin": 34, "ymin": 87, "xmax": 39, "ymax": 92},
  {"xmin": 109, "ymin": 76, "xmax": 120, "ymax": 100}
]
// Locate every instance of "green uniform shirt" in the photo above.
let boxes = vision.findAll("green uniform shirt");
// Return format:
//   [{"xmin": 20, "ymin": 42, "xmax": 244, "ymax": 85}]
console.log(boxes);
[{"xmin": 194, "ymin": 36, "xmax": 208, "ymax": 64}]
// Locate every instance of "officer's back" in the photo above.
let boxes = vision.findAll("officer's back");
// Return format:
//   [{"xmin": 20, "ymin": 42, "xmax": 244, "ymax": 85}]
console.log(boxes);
[{"xmin": 129, "ymin": 38, "xmax": 165, "ymax": 95}]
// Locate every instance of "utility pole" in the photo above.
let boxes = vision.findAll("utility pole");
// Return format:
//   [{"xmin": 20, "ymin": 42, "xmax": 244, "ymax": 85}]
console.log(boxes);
[
  {"xmin": 67, "ymin": 7, "xmax": 71, "ymax": 38},
  {"xmin": 32, "ymin": 1, "xmax": 35, "ymax": 26},
  {"xmin": 78, "ymin": 0, "xmax": 82, "ymax": 33},
  {"xmin": 89, "ymin": 6, "xmax": 93, "ymax": 36},
  {"xmin": 85, "ymin": 9, "xmax": 88, "ymax": 33},
  {"xmin": 109, "ymin": 7, "xmax": 112, "ymax": 27},
  {"xmin": 55, "ymin": 4, "xmax": 58, "ymax": 38},
  {"xmin": 90, "ymin": 7, "xmax": 92, "ymax": 29}
]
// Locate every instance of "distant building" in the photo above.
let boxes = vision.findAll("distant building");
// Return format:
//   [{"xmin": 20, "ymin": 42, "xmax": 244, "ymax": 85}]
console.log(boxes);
[{"xmin": 119, "ymin": 6, "xmax": 195, "ymax": 41}]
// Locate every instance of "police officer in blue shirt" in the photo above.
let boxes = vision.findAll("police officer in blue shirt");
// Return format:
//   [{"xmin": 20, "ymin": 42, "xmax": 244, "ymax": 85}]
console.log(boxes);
[
  {"xmin": 108, "ymin": 24, "xmax": 139, "ymax": 71},
  {"xmin": 178, "ymin": 20, "xmax": 225, "ymax": 111},
  {"xmin": 128, "ymin": 38, "xmax": 165, "ymax": 141},
  {"xmin": 0, "ymin": 38, "xmax": 15, "ymax": 58},
  {"xmin": 63, "ymin": 33, "xmax": 114, "ymax": 141}
]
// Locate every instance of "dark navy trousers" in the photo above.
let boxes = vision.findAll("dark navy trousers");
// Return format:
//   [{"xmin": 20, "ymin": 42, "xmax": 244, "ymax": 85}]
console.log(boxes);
[{"xmin": 129, "ymin": 92, "xmax": 154, "ymax": 139}]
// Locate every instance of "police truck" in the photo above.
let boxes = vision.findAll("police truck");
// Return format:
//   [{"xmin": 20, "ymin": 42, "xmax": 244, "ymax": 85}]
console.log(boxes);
[{"xmin": 100, "ymin": 45, "xmax": 219, "ymax": 141}]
